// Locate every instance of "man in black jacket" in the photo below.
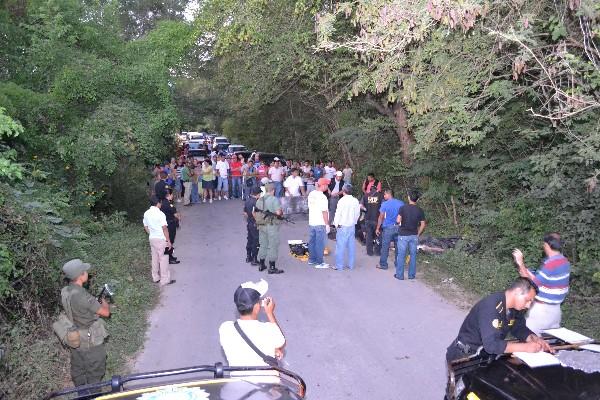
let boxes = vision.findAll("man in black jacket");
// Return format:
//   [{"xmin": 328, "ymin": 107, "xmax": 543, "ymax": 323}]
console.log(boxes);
[
  {"xmin": 243, "ymin": 187, "xmax": 262, "ymax": 265},
  {"xmin": 328, "ymin": 171, "xmax": 345, "ymax": 225},
  {"xmin": 161, "ymin": 189, "xmax": 180, "ymax": 264}
]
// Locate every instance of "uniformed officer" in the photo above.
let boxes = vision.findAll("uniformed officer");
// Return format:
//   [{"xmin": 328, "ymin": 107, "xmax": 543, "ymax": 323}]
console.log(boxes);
[
  {"xmin": 61, "ymin": 259, "xmax": 111, "ymax": 386},
  {"xmin": 154, "ymin": 171, "xmax": 170, "ymax": 200},
  {"xmin": 446, "ymin": 277, "xmax": 552, "ymax": 364},
  {"xmin": 253, "ymin": 183, "xmax": 284, "ymax": 274},
  {"xmin": 243, "ymin": 186, "xmax": 262, "ymax": 266},
  {"xmin": 161, "ymin": 188, "xmax": 181, "ymax": 264}
]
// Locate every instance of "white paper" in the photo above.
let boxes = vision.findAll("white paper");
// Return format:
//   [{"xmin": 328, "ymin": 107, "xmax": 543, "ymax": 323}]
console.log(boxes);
[
  {"xmin": 580, "ymin": 344, "xmax": 600, "ymax": 353},
  {"xmin": 543, "ymin": 327, "xmax": 592, "ymax": 344},
  {"xmin": 513, "ymin": 351, "xmax": 561, "ymax": 367}
]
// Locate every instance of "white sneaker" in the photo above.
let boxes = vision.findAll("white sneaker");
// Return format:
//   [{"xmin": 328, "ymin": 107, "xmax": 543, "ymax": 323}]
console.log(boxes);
[
  {"xmin": 209, "ymin": 199, "xmax": 213, "ymax": 203},
  {"xmin": 218, "ymin": 196, "xmax": 222, "ymax": 200},
  {"xmin": 202, "ymin": 199, "xmax": 206, "ymax": 203},
  {"xmin": 314, "ymin": 263, "xmax": 330, "ymax": 269},
  {"xmin": 176, "ymin": 199, "xmax": 182, "ymax": 203},
  {"xmin": 224, "ymin": 196, "xmax": 229, "ymax": 200}
]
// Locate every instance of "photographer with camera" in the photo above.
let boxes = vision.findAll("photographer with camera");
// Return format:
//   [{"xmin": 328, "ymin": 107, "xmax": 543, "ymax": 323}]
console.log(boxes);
[
  {"xmin": 219, "ymin": 279, "xmax": 285, "ymax": 375},
  {"xmin": 59, "ymin": 259, "xmax": 111, "ymax": 386}
]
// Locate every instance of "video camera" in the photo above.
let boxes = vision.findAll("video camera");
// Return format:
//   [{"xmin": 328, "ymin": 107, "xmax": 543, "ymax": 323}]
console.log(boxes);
[{"xmin": 97, "ymin": 283, "xmax": 115, "ymax": 303}]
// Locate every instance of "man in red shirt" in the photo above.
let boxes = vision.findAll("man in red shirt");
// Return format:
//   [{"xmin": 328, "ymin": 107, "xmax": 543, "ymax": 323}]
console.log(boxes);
[{"xmin": 230, "ymin": 155, "xmax": 243, "ymax": 199}]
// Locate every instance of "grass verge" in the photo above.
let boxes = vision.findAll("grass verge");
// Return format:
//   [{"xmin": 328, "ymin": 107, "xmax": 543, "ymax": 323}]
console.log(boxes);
[{"xmin": 0, "ymin": 215, "xmax": 157, "ymax": 399}]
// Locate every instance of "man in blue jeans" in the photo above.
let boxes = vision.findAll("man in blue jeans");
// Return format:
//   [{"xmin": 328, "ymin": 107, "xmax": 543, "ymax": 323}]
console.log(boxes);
[
  {"xmin": 375, "ymin": 189, "xmax": 404, "ymax": 270},
  {"xmin": 395, "ymin": 190, "xmax": 426, "ymax": 280},
  {"xmin": 307, "ymin": 177, "xmax": 331, "ymax": 269},
  {"xmin": 333, "ymin": 184, "xmax": 361, "ymax": 271}
]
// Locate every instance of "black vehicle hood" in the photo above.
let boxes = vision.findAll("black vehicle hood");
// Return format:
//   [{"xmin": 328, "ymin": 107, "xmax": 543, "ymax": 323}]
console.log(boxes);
[{"xmin": 463, "ymin": 359, "xmax": 600, "ymax": 400}]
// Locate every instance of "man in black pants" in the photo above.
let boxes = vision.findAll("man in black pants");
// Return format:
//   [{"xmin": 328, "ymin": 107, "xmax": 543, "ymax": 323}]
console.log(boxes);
[
  {"xmin": 161, "ymin": 189, "xmax": 181, "ymax": 264},
  {"xmin": 243, "ymin": 187, "xmax": 262, "ymax": 265},
  {"xmin": 360, "ymin": 184, "xmax": 383, "ymax": 256}
]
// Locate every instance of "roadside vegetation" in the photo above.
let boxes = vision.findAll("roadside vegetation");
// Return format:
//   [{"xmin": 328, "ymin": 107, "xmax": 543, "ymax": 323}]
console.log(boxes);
[{"xmin": 1, "ymin": 0, "xmax": 599, "ymax": 398}]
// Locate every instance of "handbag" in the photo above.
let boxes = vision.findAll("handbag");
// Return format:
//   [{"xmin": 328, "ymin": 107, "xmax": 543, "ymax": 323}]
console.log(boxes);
[{"xmin": 233, "ymin": 321, "xmax": 279, "ymax": 367}]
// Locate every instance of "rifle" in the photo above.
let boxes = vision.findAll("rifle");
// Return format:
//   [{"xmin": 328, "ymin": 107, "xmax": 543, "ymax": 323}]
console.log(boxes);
[
  {"xmin": 97, "ymin": 283, "xmax": 115, "ymax": 303},
  {"xmin": 255, "ymin": 208, "xmax": 295, "ymax": 224}
]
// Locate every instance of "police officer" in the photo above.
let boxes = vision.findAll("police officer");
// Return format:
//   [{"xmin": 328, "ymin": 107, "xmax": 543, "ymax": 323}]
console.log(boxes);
[
  {"xmin": 446, "ymin": 277, "xmax": 552, "ymax": 364},
  {"xmin": 360, "ymin": 184, "xmax": 383, "ymax": 256},
  {"xmin": 253, "ymin": 183, "xmax": 284, "ymax": 274},
  {"xmin": 154, "ymin": 171, "xmax": 170, "ymax": 200},
  {"xmin": 61, "ymin": 259, "xmax": 111, "ymax": 386},
  {"xmin": 244, "ymin": 186, "xmax": 262, "ymax": 266},
  {"xmin": 161, "ymin": 188, "xmax": 181, "ymax": 264}
]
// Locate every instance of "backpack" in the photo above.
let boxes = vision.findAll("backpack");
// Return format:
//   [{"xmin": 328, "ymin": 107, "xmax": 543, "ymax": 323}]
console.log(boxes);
[
  {"xmin": 52, "ymin": 288, "xmax": 81, "ymax": 348},
  {"xmin": 254, "ymin": 197, "xmax": 268, "ymax": 226}
]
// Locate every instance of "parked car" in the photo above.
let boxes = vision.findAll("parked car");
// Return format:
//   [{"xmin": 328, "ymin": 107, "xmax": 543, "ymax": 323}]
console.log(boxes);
[
  {"xmin": 187, "ymin": 132, "xmax": 205, "ymax": 144},
  {"xmin": 446, "ymin": 336, "xmax": 600, "ymax": 400},
  {"xmin": 45, "ymin": 363, "xmax": 306, "ymax": 400},
  {"xmin": 212, "ymin": 136, "xmax": 230, "ymax": 151},
  {"xmin": 227, "ymin": 144, "xmax": 247, "ymax": 154},
  {"xmin": 188, "ymin": 147, "xmax": 209, "ymax": 162}
]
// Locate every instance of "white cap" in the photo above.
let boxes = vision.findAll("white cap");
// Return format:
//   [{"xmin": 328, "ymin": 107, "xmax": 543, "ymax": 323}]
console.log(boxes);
[
  {"xmin": 274, "ymin": 157, "xmax": 280, "ymax": 161},
  {"xmin": 240, "ymin": 279, "xmax": 269, "ymax": 297},
  {"xmin": 260, "ymin": 177, "xmax": 270, "ymax": 185},
  {"xmin": 336, "ymin": 170, "xmax": 343, "ymax": 176}
]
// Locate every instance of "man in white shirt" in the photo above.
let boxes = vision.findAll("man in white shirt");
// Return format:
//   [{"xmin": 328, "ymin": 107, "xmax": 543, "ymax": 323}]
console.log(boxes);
[
  {"xmin": 307, "ymin": 178, "xmax": 331, "ymax": 269},
  {"xmin": 283, "ymin": 168, "xmax": 305, "ymax": 197},
  {"xmin": 333, "ymin": 184, "xmax": 361, "ymax": 271},
  {"xmin": 219, "ymin": 279, "xmax": 285, "ymax": 376},
  {"xmin": 324, "ymin": 161, "xmax": 336, "ymax": 180},
  {"xmin": 268, "ymin": 158, "xmax": 286, "ymax": 198},
  {"xmin": 142, "ymin": 196, "xmax": 174, "ymax": 286},
  {"xmin": 342, "ymin": 163, "xmax": 353, "ymax": 184},
  {"xmin": 215, "ymin": 155, "xmax": 230, "ymax": 200}
]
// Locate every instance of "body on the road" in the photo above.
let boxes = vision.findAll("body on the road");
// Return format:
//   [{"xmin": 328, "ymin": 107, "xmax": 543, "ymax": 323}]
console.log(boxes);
[
  {"xmin": 60, "ymin": 259, "xmax": 111, "ymax": 386},
  {"xmin": 512, "ymin": 232, "xmax": 571, "ymax": 334},
  {"xmin": 333, "ymin": 184, "xmax": 361, "ymax": 271},
  {"xmin": 395, "ymin": 190, "xmax": 426, "ymax": 280}
]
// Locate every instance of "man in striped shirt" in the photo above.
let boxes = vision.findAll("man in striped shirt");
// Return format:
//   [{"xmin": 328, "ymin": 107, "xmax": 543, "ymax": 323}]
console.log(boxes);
[{"xmin": 512, "ymin": 232, "xmax": 571, "ymax": 334}]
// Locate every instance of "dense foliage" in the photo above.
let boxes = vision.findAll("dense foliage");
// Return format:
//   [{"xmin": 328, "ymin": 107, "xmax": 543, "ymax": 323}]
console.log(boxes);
[
  {"xmin": 186, "ymin": 0, "xmax": 599, "ymax": 336},
  {"xmin": 0, "ymin": 1, "xmax": 194, "ymax": 398}
]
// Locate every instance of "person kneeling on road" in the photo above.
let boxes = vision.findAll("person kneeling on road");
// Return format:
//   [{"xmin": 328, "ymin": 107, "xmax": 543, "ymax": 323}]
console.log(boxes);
[
  {"xmin": 253, "ymin": 183, "xmax": 284, "ymax": 274},
  {"xmin": 219, "ymin": 279, "xmax": 285, "ymax": 375}
]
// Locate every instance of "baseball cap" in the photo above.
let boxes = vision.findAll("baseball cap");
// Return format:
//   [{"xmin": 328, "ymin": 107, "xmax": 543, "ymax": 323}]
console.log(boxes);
[
  {"xmin": 335, "ymin": 171, "xmax": 343, "ymax": 177},
  {"xmin": 317, "ymin": 177, "xmax": 330, "ymax": 186},
  {"xmin": 234, "ymin": 279, "xmax": 269, "ymax": 311},
  {"xmin": 63, "ymin": 259, "xmax": 92, "ymax": 280},
  {"xmin": 273, "ymin": 157, "xmax": 280, "ymax": 161}
]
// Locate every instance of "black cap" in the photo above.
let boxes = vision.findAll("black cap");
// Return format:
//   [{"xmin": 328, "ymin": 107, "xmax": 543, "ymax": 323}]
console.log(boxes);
[
  {"xmin": 251, "ymin": 186, "xmax": 262, "ymax": 195},
  {"xmin": 233, "ymin": 279, "xmax": 268, "ymax": 312}
]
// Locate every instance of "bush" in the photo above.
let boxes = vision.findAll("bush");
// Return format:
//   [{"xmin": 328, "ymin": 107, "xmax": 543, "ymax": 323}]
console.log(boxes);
[{"xmin": 0, "ymin": 182, "xmax": 157, "ymax": 399}]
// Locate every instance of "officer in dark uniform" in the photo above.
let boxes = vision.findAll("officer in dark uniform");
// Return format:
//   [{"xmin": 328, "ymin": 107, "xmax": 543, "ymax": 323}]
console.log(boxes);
[
  {"xmin": 446, "ymin": 277, "xmax": 552, "ymax": 364},
  {"xmin": 243, "ymin": 186, "xmax": 262, "ymax": 265},
  {"xmin": 360, "ymin": 185, "xmax": 384, "ymax": 256},
  {"xmin": 61, "ymin": 259, "xmax": 111, "ymax": 386},
  {"xmin": 155, "ymin": 171, "xmax": 170, "ymax": 201},
  {"xmin": 161, "ymin": 188, "xmax": 180, "ymax": 264}
]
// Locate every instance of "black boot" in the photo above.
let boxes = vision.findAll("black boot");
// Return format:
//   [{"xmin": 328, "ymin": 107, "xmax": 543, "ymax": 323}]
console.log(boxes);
[
  {"xmin": 258, "ymin": 259, "xmax": 267, "ymax": 272},
  {"xmin": 268, "ymin": 261, "xmax": 284, "ymax": 274},
  {"xmin": 245, "ymin": 251, "xmax": 252, "ymax": 263},
  {"xmin": 250, "ymin": 254, "xmax": 259, "ymax": 266}
]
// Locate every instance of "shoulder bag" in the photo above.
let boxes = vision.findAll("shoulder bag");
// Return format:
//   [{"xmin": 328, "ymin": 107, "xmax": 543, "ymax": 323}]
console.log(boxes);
[{"xmin": 233, "ymin": 321, "xmax": 279, "ymax": 367}]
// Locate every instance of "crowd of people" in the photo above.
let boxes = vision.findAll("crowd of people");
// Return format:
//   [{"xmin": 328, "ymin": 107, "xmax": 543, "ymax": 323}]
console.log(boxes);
[{"xmin": 56, "ymin": 144, "xmax": 574, "ymax": 396}]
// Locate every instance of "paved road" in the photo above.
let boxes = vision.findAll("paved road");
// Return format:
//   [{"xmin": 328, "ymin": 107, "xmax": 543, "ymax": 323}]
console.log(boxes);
[{"xmin": 133, "ymin": 198, "xmax": 466, "ymax": 399}]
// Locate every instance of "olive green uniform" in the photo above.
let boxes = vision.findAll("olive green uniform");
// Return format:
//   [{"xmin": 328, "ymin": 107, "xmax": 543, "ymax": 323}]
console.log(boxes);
[
  {"xmin": 61, "ymin": 284, "xmax": 108, "ymax": 386},
  {"xmin": 255, "ymin": 194, "xmax": 282, "ymax": 263}
]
